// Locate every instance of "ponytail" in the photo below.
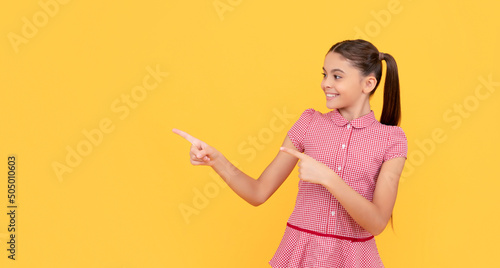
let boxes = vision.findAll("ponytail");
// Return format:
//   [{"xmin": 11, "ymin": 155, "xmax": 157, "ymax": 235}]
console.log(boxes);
[
  {"xmin": 379, "ymin": 53, "xmax": 401, "ymax": 126},
  {"xmin": 380, "ymin": 52, "xmax": 401, "ymax": 230}
]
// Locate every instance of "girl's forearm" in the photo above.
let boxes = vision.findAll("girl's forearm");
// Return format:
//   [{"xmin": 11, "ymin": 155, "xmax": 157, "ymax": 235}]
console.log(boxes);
[
  {"xmin": 323, "ymin": 175, "xmax": 386, "ymax": 236},
  {"xmin": 211, "ymin": 153, "xmax": 262, "ymax": 206}
]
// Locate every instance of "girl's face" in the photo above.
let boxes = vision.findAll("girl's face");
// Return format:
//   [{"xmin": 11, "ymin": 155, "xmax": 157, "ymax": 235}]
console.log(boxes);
[{"xmin": 321, "ymin": 52, "xmax": 376, "ymax": 117}]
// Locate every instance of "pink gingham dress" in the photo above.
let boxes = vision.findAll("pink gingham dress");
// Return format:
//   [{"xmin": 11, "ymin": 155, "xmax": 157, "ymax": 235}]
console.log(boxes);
[{"xmin": 269, "ymin": 108, "xmax": 407, "ymax": 268}]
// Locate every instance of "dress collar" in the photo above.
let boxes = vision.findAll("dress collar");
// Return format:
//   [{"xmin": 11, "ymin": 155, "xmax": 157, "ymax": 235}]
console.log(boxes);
[{"xmin": 330, "ymin": 109, "xmax": 376, "ymax": 129}]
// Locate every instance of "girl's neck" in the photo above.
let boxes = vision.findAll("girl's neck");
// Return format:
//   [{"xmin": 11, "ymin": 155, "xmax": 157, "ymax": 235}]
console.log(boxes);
[{"xmin": 338, "ymin": 104, "xmax": 371, "ymax": 121}]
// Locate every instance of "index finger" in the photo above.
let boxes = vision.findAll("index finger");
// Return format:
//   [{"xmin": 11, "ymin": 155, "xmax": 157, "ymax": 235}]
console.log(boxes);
[
  {"xmin": 172, "ymin": 128, "xmax": 198, "ymax": 144},
  {"xmin": 280, "ymin": 146, "xmax": 307, "ymax": 160}
]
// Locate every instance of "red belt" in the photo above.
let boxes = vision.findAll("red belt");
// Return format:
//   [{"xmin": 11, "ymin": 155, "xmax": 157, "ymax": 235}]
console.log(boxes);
[{"xmin": 287, "ymin": 222, "xmax": 374, "ymax": 242}]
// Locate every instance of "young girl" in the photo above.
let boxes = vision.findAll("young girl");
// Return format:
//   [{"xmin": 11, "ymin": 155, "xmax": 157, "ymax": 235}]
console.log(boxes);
[{"xmin": 173, "ymin": 39, "xmax": 407, "ymax": 268}]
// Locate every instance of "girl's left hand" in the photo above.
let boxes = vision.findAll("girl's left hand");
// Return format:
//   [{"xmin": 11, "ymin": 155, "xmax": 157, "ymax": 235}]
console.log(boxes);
[{"xmin": 280, "ymin": 147, "xmax": 336, "ymax": 186}]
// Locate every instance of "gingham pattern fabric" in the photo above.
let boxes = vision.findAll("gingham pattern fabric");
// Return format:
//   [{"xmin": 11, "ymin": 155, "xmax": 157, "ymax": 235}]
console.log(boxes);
[{"xmin": 269, "ymin": 108, "xmax": 407, "ymax": 268}]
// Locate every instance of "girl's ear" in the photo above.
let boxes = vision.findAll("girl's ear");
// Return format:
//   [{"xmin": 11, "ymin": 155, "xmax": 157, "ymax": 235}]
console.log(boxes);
[{"xmin": 362, "ymin": 75, "xmax": 378, "ymax": 94}]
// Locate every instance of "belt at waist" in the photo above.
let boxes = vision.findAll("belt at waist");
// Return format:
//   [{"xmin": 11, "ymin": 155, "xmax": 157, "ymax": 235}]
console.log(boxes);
[{"xmin": 287, "ymin": 222, "xmax": 374, "ymax": 242}]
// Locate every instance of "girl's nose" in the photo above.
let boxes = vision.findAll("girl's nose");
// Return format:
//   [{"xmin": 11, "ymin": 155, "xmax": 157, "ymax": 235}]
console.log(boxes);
[{"xmin": 322, "ymin": 79, "xmax": 332, "ymax": 89}]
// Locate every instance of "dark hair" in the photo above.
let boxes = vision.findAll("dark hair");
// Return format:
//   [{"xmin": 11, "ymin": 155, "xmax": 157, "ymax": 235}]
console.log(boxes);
[{"xmin": 327, "ymin": 39, "xmax": 401, "ymax": 126}]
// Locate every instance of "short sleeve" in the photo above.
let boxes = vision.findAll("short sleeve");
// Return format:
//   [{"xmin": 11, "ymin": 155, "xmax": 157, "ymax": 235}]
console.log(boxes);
[
  {"xmin": 383, "ymin": 126, "xmax": 408, "ymax": 162},
  {"xmin": 287, "ymin": 108, "xmax": 316, "ymax": 152}
]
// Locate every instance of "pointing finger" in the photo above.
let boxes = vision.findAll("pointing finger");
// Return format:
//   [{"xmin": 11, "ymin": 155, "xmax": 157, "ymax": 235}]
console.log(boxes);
[
  {"xmin": 172, "ymin": 128, "xmax": 199, "ymax": 145},
  {"xmin": 280, "ymin": 147, "xmax": 307, "ymax": 160}
]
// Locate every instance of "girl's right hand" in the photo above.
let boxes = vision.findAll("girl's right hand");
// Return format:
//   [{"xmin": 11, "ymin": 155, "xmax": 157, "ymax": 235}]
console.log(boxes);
[{"xmin": 172, "ymin": 128, "xmax": 220, "ymax": 167}]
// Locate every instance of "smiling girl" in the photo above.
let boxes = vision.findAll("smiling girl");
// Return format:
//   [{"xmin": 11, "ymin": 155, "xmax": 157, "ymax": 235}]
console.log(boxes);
[{"xmin": 173, "ymin": 39, "xmax": 407, "ymax": 267}]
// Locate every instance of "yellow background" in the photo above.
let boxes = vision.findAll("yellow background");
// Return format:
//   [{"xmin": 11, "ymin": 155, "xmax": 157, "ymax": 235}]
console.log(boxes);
[{"xmin": 1, "ymin": 0, "xmax": 499, "ymax": 267}]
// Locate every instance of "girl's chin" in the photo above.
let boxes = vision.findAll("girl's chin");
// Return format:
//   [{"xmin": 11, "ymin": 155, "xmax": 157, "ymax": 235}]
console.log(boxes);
[{"xmin": 326, "ymin": 103, "xmax": 339, "ymax": 110}]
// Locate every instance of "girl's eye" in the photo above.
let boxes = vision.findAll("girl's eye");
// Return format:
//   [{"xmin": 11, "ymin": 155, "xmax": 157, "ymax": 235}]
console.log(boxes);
[
  {"xmin": 334, "ymin": 75, "xmax": 341, "ymax": 79},
  {"xmin": 321, "ymin": 72, "xmax": 326, "ymax": 78}
]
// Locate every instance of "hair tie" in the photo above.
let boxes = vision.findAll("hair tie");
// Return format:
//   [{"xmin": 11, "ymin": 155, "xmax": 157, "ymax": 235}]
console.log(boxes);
[{"xmin": 378, "ymin": 52, "xmax": 384, "ymax": 61}]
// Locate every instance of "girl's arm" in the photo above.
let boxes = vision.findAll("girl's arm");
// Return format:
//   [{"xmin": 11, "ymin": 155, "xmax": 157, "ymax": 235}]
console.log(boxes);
[
  {"xmin": 173, "ymin": 128, "xmax": 299, "ymax": 206},
  {"xmin": 280, "ymin": 147, "xmax": 405, "ymax": 236}
]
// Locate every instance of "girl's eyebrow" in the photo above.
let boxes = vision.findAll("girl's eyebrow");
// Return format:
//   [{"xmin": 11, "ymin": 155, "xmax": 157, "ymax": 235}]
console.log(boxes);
[{"xmin": 322, "ymin": 67, "xmax": 345, "ymax": 73}]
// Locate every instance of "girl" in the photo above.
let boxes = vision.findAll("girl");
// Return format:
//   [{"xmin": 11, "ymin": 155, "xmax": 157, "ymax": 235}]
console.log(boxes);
[{"xmin": 173, "ymin": 39, "xmax": 407, "ymax": 267}]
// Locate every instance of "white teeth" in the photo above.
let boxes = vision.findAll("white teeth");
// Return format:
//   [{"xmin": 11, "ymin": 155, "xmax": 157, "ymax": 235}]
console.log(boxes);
[{"xmin": 326, "ymin": 93, "xmax": 338, "ymax": 97}]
